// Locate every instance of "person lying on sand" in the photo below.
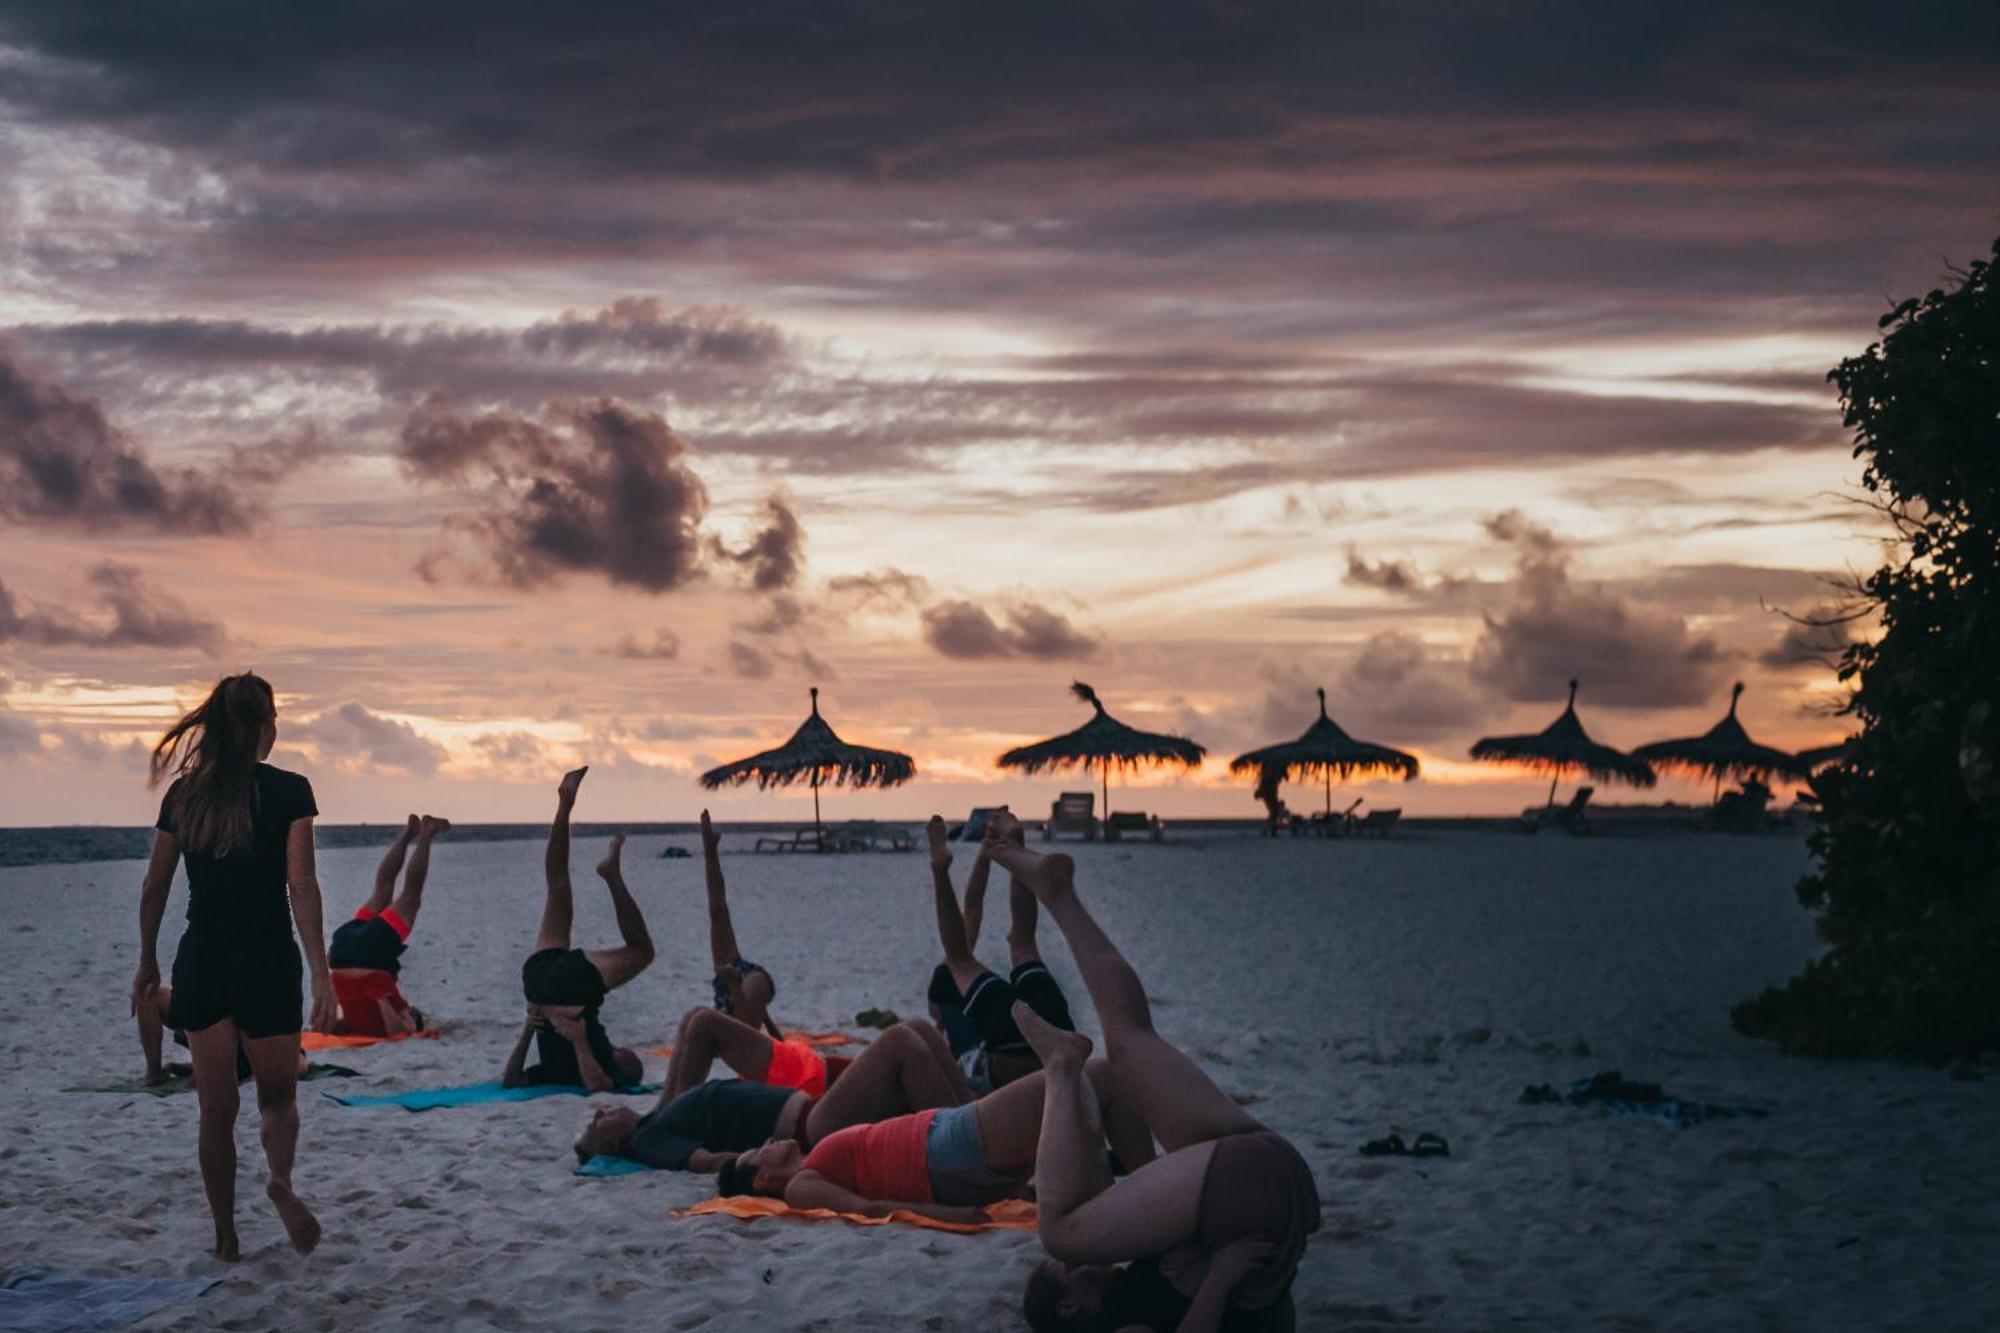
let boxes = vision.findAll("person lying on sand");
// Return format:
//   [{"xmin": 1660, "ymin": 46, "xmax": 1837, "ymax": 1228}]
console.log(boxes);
[
  {"xmin": 724, "ymin": 1055, "xmax": 1152, "ymax": 1227},
  {"xmin": 696, "ymin": 808, "xmax": 784, "ymax": 1038},
  {"xmin": 982, "ymin": 812, "xmax": 1322, "ymax": 1333},
  {"xmin": 325, "ymin": 813, "xmax": 449, "ymax": 1037},
  {"xmin": 500, "ymin": 768, "xmax": 653, "ymax": 1092},
  {"xmin": 925, "ymin": 811, "xmax": 1078, "ymax": 1091},
  {"xmin": 573, "ymin": 1017, "xmax": 971, "ymax": 1172}
]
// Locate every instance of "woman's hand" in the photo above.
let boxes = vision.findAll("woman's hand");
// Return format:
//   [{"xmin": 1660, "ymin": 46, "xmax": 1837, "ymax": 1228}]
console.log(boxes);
[
  {"xmin": 545, "ymin": 1008, "xmax": 588, "ymax": 1045},
  {"xmin": 130, "ymin": 957, "xmax": 160, "ymax": 1017},
  {"xmin": 309, "ymin": 978, "xmax": 337, "ymax": 1033}
]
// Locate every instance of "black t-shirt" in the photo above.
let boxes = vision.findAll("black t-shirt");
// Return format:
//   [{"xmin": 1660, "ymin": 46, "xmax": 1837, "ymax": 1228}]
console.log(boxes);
[
  {"xmin": 157, "ymin": 764, "xmax": 316, "ymax": 938},
  {"xmin": 1097, "ymin": 1259, "xmax": 1291, "ymax": 1333},
  {"xmin": 525, "ymin": 1017, "xmax": 625, "ymax": 1090},
  {"xmin": 624, "ymin": 1079, "xmax": 797, "ymax": 1170}
]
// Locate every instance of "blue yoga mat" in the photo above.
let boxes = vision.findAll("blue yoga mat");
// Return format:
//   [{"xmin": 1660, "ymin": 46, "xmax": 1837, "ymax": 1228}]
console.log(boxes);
[
  {"xmin": 0, "ymin": 1270, "xmax": 221, "ymax": 1333},
  {"xmin": 324, "ymin": 1080, "xmax": 658, "ymax": 1112},
  {"xmin": 574, "ymin": 1154, "xmax": 654, "ymax": 1178}
]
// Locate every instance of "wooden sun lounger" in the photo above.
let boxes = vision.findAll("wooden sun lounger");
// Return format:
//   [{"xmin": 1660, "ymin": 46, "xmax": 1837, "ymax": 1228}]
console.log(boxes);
[
  {"xmin": 1044, "ymin": 792, "xmax": 1098, "ymax": 842},
  {"xmin": 1354, "ymin": 808, "xmax": 1402, "ymax": 837},
  {"xmin": 1103, "ymin": 811, "xmax": 1163, "ymax": 842},
  {"xmin": 1522, "ymin": 786, "xmax": 1594, "ymax": 835},
  {"xmin": 754, "ymin": 828, "xmax": 821, "ymax": 853}
]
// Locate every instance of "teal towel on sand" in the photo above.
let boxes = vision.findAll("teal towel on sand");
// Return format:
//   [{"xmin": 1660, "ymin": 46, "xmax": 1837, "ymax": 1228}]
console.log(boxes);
[
  {"xmin": 575, "ymin": 1154, "xmax": 654, "ymax": 1178},
  {"xmin": 0, "ymin": 1269, "xmax": 221, "ymax": 1332},
  {"xmin": 324, "ymin": 1080, "xmax": 658, "ymax": 1111},
  {"xmin": 66, "ymin": 1064, "xmax": 359, "ymax": 1097}
]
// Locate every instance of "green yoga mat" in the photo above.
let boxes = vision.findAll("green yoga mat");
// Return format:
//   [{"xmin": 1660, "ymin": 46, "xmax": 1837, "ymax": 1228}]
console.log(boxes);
[{"xmin": 66, "ymin": 1063, "xmax": 360, "ymax": 1096}]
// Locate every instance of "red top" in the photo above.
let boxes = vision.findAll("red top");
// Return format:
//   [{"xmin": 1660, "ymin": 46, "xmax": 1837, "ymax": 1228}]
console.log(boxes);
[
  {"xmin": 802, "ymin": 1108, "xmax": 937, "ymax": 1203},
  {"xmin": 330, "ymin": 968, "xmax": 407, "ymax": 1037}
]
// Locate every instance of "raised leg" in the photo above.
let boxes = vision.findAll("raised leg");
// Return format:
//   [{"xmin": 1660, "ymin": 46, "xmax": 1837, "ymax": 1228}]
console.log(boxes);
[
  {"xmin": 664, "ymin": 1007, "xmax": 774, "ymax": 1098},
  {"xmin": 1006, "ymin": 875, "xmax": 1041, "ymax": 971},
  {"xmin": 926, "ymin": 816, "xmax": 988, "ymax": 995},
  {"xmin": 988, "ymin": 826, "xmax": 1262, "ymax": 1152},
  {"xmin": 242, "ymin": 1031, "xmax": 319, "ymax": 1255},
  {"xmin": 388, "ymin": 815, "xmax": 449, "ymax": 931},
  {"xmin": 904, "ymin": 1013, "xmax": 976, "ymax": 1103},
  {"xmin": 535, "ymin": 769, "xmax": 587, "ymax": 952},
  {"xmin": 807, "ymin": 1021, "xmax": 966, "ymax": 1139},
  {"xmin": 360, "ymin": 814, "xmax": 419, "ymax": 917},
  {"xmin": 184, "ymin": 1021, "xmax": 244, "ymax": 1260},
  {"xmin": 583, "ymin": 833, "xmax": 655, "ymax": 990},
  {"xmin": 139, "ymin": 987, "xmax": 171, "ymax": 1084}
]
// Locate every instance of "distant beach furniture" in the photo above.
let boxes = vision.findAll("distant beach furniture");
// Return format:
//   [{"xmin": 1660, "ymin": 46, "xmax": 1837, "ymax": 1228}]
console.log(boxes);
[
  {"xmin": 997, "ymin": 681, "xmax": 1204, "ymax": 816},
  {"xmin": 1102, "ymin": 811, "xmax": 1164, "ymax": 842},
  {"xmin": 951, "ymin": 807, "xmax": 1005, "ymax": 842},
  {"xmin": 1471, "ymin": 678, "xmax": 1655, "ymax": 812},
  {"xmin": 1230, "ymin": 687, "xmax": 1418, "ymax": 820},
  {"xmin": 1521, "ymin": 786, "xmax": 1594, "ymax": 834},
  {"xmin": 1354, "ymin": 808, "xmax": 1402, "ymax": 837},
  {"xmin": 1045, "ymin": 791, "xmax": 1098, "ymax": 841},
  {"xmin": 701, "ymin": 687, "xmax": 914, "ymax": 852}
]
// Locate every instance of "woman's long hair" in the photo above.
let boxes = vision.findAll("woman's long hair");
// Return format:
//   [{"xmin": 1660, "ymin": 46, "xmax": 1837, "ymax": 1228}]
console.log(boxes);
[{"xmin": 149, "ymin": 673, "xmax": 276, "ymax": 857}]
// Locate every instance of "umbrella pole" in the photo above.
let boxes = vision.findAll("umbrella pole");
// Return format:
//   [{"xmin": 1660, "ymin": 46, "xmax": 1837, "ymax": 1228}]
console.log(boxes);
[
  {"xmin": 813, "ymin": 771, "xmax": 823, "ymax": 851},
  {"xmin": 1546, "ymin": 773, "xmax": 1559, "ymax": 810},
  {"xmin": 1325, "ymin": 769, "xmax": 1331, "ymax": 816},
  {"xmin": 1101, "ymin": 759, "xmax": 1108, "ymax": 816}
]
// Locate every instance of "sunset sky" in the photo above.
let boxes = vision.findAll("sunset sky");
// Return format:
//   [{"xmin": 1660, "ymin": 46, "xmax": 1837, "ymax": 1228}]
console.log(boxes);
[{"xmin": 2, "ymin": 3, "xmax": 1995, "ymax": 824}]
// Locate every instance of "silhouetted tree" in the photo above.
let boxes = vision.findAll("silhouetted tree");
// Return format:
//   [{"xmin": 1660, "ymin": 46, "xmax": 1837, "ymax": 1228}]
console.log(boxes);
[{"xmin": 1734, "ymin": 237, "xmax": 2000, "ymax": 1060}]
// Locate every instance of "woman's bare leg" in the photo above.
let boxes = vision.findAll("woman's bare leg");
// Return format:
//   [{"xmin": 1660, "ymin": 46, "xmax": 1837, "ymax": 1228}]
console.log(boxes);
[
  {"xmin": 1016, "ymin": 1003, "xmax": 1207, "ymax": 1264},
  {"xmin": 243, "ymin": 1031, "xmax": 320, "ymax": 1255},
  {"xmin": 185, "ymin": 1021, "xmax": 243, "ymax": 1260},
  {"xmin": 926, "ymin": 816, "xmax": 993, "ymax": 995},
  {"xmin": 388, "ymin": 815, "xmax": 448, "ymax": 931},
  {"xmin": 584, "ymin": 834, "xmax": 655, "ymax": 990},
  {"xmin": 807, "ymin": 1021, "xmax": 965, "ymax": 1138},
  {"xmin": 904, "ymin": 1014, "xmax": 976, "ymax": 1103},
  {"xmin": 139, "ymin": 987, "xmax": 171, "ymax": 1084},
  {"xmin": 664, "ymin": 1006, "xmax": 774, "ymax": 1098},
  {"xmin": 362, "ymin": 815, "xmax": 419, "ymax": 917},
  {"xmin": 535, "ymin": 770, "xmax": 587, "ymax": 952},
  {"xmin": 987, "ymin": 823, "xmax": 1262, "ymax": 1152}
]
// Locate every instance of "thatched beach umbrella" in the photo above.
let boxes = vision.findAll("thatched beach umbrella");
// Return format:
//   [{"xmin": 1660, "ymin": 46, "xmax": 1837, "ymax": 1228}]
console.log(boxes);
[
  {"xmin": 1633, "ymin": 682, "xmax": 1811, "ymax": 800},
  {"xmin": 699, "ymin": 687, "xmax": 914, "ymax": 846},
  {"xmin": 1229, "ymin": 687, "xmax": 1418, "ymax": 815},
  {"xmin": 1795, "ymin": 741, "xmax": 1851, "ymax": 772},
  {"xmin": 996, "ymin": 681, "xmax": 1206, "ymax": 812},
  {"xmin": 1470, "ymin": 678, "xmax": 1656, "ymax": 809}
]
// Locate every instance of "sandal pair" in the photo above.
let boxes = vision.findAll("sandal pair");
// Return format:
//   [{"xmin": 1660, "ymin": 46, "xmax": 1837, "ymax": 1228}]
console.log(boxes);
[{"xmin": 1360, "ymin": 1131, "xmax": 1450, "ymax": 1158}]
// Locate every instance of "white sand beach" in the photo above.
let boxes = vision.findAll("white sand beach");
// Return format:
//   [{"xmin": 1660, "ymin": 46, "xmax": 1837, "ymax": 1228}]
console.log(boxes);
[{"xmin": 3, "ymin": 829, "xmax": 1997, "ymax": 1331}]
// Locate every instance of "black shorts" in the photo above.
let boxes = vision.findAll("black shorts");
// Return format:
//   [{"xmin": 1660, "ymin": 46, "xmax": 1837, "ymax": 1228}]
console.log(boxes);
[
  {"xmin": 168, "ymin": 930, "xmax": 303, "ymax": 1039},
  {"xmin": 961, "ymin": 961, "xmax": 1075, "ymax": 1053},
  {"xmin": 329, "ymin": 916, "xmax": 405, "ymax": 974},
  {"xmin": 522, "ymin": 947, "xmax": 608, "ymax": 1007}
]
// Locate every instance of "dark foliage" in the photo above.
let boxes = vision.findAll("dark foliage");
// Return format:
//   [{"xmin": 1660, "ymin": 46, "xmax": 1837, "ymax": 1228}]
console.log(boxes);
[{"xmin": 1733, "ymin": 238, "xmax": 2000, "ymax": 1061}]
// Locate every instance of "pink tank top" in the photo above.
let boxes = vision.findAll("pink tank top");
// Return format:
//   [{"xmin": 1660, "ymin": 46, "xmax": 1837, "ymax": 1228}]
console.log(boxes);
[{"xmin": 801, "ymin": 1108, "xmax": 938, "ymax": 1203}]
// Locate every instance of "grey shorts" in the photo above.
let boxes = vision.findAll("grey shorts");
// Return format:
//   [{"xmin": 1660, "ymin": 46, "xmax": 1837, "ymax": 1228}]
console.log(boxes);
[{"xmin": 924, "ymin": 1103, "xmax": 1028, "ymax": 1206}]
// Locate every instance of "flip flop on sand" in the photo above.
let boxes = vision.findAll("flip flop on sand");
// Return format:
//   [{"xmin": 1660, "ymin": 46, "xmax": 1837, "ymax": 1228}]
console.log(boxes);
[{"xmin": 1360, "ymin": 1131, "xmax": 1451, "ymax": 1158}]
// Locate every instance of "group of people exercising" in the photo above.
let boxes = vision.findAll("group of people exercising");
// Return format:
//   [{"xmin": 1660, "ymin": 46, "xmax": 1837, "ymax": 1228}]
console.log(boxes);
[{"xmin": 134, "ymin": 672, "xmax": 1321, "ymax": 1331}]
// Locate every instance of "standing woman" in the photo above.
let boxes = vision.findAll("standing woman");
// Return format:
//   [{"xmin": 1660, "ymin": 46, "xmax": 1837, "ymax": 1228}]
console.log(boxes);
[{"xmin": 131, "ymin": 673, "xmax": 333, "ymax": 1260}]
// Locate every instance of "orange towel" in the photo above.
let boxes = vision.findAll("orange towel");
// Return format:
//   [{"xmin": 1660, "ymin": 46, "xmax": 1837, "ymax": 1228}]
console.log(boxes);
[
  {"xmin": 673, "ymin": 1195, "xmax": 1036, "ymax": 1234},
  {"xmin": 650, "ymin": 1029, "xmax": 860, "ymax": 1059},
  {"xmin": 301, "ymin": 1029, "xmax": 442, "ymax": 1052}
]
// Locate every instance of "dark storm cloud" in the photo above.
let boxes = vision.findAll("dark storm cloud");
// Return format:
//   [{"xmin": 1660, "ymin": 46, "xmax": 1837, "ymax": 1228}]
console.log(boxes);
[
  {"xmin": 920, "ymin": 599, "xmax": 1096, "ymax": 661},
  {"xmin": 1470, "ymin": 510, "xmax": 1733, "ymax": 708},
  {"xmin": 399, "ymin": 395, "xmax": 709, "ymax": 593},
  {"xmin": 0, "ymin": 563, "xmax": 226, "ymax": 652},
  {"xmin": 710, "ymin": 493, "xmax": 805, "ymax": 592},
  {"xmin": 0, "ymin": 347, "xmax": 254, "ymax": 534}
]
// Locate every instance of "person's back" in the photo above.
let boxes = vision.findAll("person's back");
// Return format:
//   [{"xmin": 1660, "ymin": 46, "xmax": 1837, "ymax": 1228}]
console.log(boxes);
[{"xmin": 167, "ymin": 762, "xmax": 315, "ymax": 939}]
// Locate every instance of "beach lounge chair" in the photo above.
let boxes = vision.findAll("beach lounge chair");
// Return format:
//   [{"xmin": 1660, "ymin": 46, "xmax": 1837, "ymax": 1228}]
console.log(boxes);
[
  {"xmin": 1355, "ymin": 808, "xmax": 1402, "ymax": 837},
  {"xmin": 1103, "ymin": 811, "xmax": 1163, "ymax": 842},
  {"xmin": 754, "ymin": 827, "xmax": 821, "ymax": 853},
  {"xmin": 954, "ymin": 807, "xmax": 1004, "ymax": 842},
  {"xmin": 1044, "ymin": 792, "xmax": 1098, "ymax": 841},
  {"xmin": 1522, "ymin": 787, "xmax": 1593, "ymax": 834}
]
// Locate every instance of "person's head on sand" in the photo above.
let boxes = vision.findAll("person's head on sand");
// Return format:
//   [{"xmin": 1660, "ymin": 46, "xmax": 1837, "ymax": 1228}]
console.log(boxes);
[
  {"xmin": 149, "ymin": 672, "xmax": 279, "ymax": 856},
  {"xmin": 574, "ymin": 1103, "xmax": 642, "ymax": 1163},
  {"xmin": 714, "ymin": 1137, "xmax": 803, "ymax": 1198},
  {"xmin": 1021, "ymin": 1259, "xmax": 1118, "ymax": 1331}
]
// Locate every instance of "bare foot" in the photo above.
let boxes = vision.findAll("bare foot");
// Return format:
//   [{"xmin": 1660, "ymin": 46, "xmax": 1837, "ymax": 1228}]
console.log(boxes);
[
  {"xmin": 557, "ymin": 766, "xmax": 589, "ymax": 804},
  {"xmin": 266, "ymin": 1180, "xmax": 321, "ymax": 1256},
  {"xmin": 926, "ymin": 815, "xmax": 951, "ymax": 870},
  {"xmin": 1013, "ymin": 1001, "xmax": 1091, "ymax": 1071},
  {"xmin": 596, "ymin": 833, "xmax": 626, "ymax": 881},
  {"xmin": 1018, "ymin": 849, "xmax": 1074, "ymax": 906},
  {"xmin": 985, "ymin": 808, "xmax": 1023, "ymax": 847},
  {"xmin": 420, "ymin": 814, "xmax": 452, "ymax": 838},
  {"xmin": 213, "ymin": 1223, "xmax": 240, "ymax": 1262},
  {"xmin": 401, "ymin": 813, "xmax": 421, "ymax": 839}
]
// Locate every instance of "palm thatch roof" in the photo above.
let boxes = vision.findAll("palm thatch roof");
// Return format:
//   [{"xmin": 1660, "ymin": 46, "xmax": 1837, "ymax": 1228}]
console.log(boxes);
[
  {"xmin": 1633, "ymin": 683, "xmax": 1810, "ymax": 783},
  {"xmin": 1229, "ymin": 688, "xmax": 1419, "ymax": 783},
  {"xmin": 1795, "ymin": 741, "xmax": 1851, "ymax": 771},
  {"xmin": 699, "ymin": 688, "xmax": 915, "ymax": 792},
  {"xmin": 1470, "ymin": 679, "xmax": 1656, "ymax": 788},
  {"xmin": 995, "ymin": 682, "xmax": 1204, "ymax": 812}
]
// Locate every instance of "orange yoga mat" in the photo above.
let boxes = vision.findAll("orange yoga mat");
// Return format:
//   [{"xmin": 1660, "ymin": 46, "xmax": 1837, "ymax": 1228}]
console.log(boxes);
[
  {"xmin": 673, "ymin": 1196, "xmax": 1036, "ymax": 1234},
  {"xmin": 301, "ymin": 1029, "xmax": 442, "ymax": 1052},
  {"xmin": 650, "ymin": 1030, "xmax": 860, "ymax": 1059}
]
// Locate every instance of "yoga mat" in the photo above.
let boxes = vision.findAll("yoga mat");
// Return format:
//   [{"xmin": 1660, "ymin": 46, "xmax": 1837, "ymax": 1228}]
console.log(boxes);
[
  {"xmin": 673, "ymin": 1196, "xmax": 1036, "ymax": 1234},
  {"xmin": 301, "ymin": 1029, "xmax": 443, "ymax": 1052},
  {"xmin": 324, "ymin": 1079, "xmax": 657, "ymax": 1112},
  {"xmin": 66, "ymin": 1064, "xmax": 359, "ymax": 1097},
  {"xmin": 575, "ymin": 1154, "xmax": 654, "ymax": 1178},
  {"xmin": 0, "ymin": 1269, "xmax": 222, "ymax": 1332}
]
